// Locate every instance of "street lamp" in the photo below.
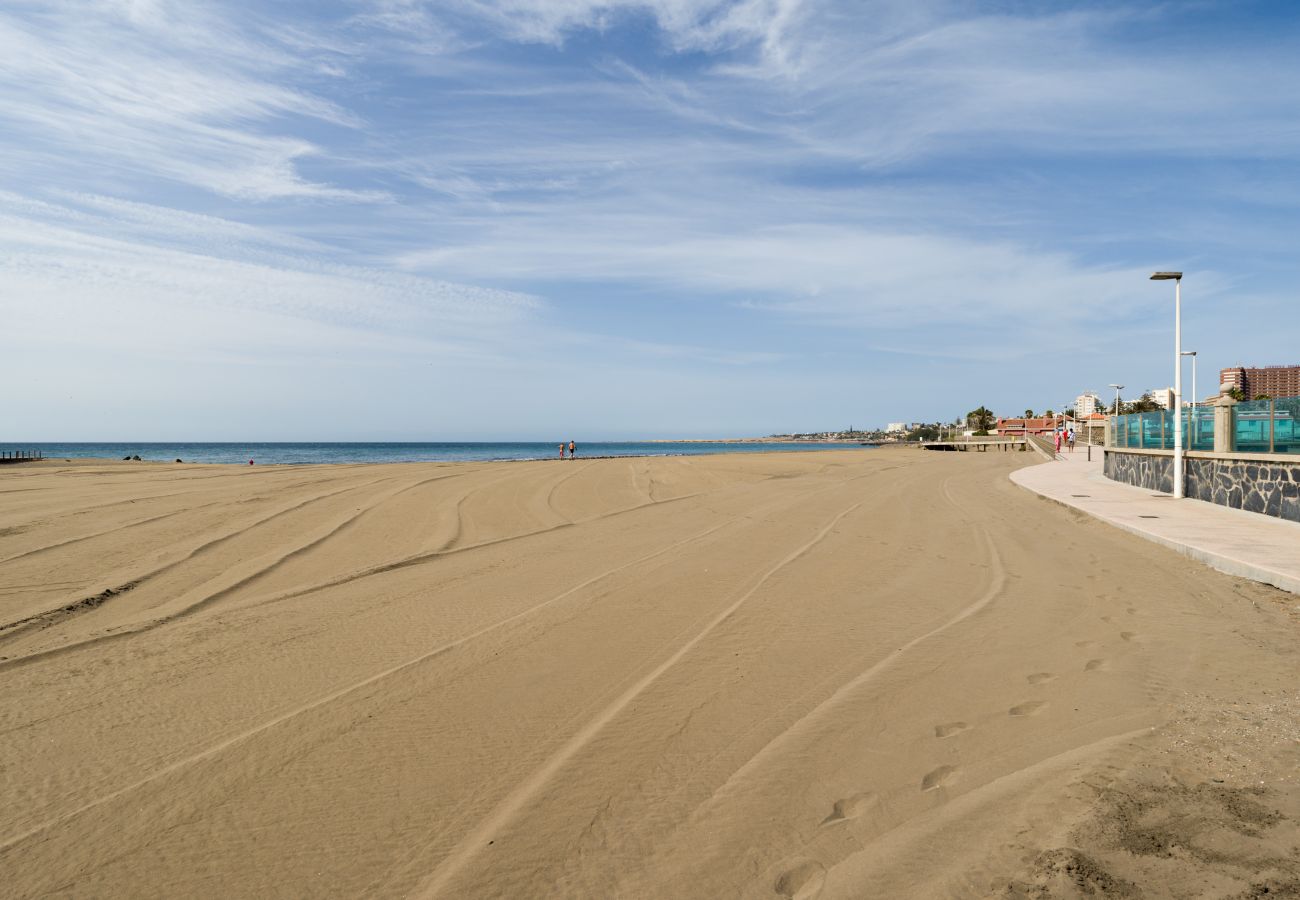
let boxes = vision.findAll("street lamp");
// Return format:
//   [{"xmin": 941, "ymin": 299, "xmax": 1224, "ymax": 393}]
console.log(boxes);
[
  {"xmin": 1182, "ymin": 350, "xmax": 1197, "ymax": 448},
  {"xmin": 1151, "ymin": 272, "xmax": 1184, "ymax": 497},
  {"xmin": 1108, "ymin": 383, "xmax": 1124, "ymax": 448}
]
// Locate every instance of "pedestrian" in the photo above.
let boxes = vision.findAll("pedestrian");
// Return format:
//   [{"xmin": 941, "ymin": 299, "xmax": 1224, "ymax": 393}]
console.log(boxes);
[
  {"xmin": 1053, "ymin": 429, "xmax": 1062, "ymax": 456},
  {"xmin": 558, "ymin": 443, "xmax": 565, "ymax": 460},
  {"xmin": 568, "ymin": 440, "xmax": 576, "ymax": 459},
  {"xmin": 1068, "ymin": 428, "xmax": 1076, "ymax": 453}
]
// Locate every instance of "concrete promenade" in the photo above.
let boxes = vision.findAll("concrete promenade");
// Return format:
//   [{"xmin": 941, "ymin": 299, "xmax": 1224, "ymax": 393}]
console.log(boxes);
[{"xmin": 1011, "ymin": 443, "xmax": 1300, "ymax": 596}]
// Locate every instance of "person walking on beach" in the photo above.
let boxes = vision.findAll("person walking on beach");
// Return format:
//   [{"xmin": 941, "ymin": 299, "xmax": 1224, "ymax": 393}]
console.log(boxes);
[
  {"xmin": 559, "ymin": 443, "xmax": 565, "ymax": 460},
  {"xmin": 568, "ymin": 440, "xmax": 576, "ymax": 460}
]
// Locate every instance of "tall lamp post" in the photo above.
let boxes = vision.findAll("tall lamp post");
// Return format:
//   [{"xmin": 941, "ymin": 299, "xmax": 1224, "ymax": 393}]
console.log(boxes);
[
  {"xmin": 1151, "ymin": 272, "xmax": 1184, "ymax": 497},
  {"xmin": 1108, "ymin": 384, "xmax": 1124, "ymax": 447},
  {"xmin": 1182, "ymin": 350, "xmax": 1197, "ymax": 448}
]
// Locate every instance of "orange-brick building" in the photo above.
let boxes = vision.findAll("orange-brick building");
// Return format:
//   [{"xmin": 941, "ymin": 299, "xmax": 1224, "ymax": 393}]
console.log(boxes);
[{"xmin": 996, "ymin": 416, "xmax": 1072, "ymax": 437}]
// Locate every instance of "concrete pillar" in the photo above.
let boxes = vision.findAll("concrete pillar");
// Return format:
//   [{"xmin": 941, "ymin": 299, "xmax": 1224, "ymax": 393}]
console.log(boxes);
[{"xmin": 1212, "ymin": 382, "xmax": 1238, "ymax": 454}]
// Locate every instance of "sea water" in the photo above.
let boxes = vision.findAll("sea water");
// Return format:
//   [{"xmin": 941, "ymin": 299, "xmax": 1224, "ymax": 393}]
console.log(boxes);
[{"xmin": 0, "ymin": 441, "xmax": 873, "ymax": 465}]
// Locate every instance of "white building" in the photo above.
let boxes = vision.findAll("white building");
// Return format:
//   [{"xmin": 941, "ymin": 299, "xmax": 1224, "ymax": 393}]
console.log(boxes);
[
  {"xmin": 1074, "ymin": 391, "xmax": 1102, "ymax": 417},
  {"xmin": 1148, "ymin": 387, "xmax": 1175, "ymax": 410},
  {"xmin": 885, "ymin": 422, "xmax": 907, "ymax": 433}
]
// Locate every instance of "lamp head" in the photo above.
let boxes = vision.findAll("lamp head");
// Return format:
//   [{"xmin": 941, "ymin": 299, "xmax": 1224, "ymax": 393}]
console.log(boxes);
[
  {"xmin": 1181, "ymin": 350, "xmax": 1197, "ymax": 357},
  {"xmin": 1150, "ymin": 271, "xmax": 1182, "ymax": 281}
]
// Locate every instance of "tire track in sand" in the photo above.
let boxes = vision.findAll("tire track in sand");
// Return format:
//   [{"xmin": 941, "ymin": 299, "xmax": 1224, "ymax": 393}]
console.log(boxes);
[
  {"xmin": 159, "ymin": 470, "xmax": 471, "ymax": 624},
  {"xmin": 0, "ymin": 518, "xmax": 740, "ymax": 856},
  {"xmin": 409, "ymin": 500, "xmax": 864, "ymax": 900},
  {"xmin": 240, "ymin": 490, "xmax": 709, "ymax": 619},
  {"xmin": 0, "ymin": 476, "xmax": 400, "ymax": 667},
  {"xmin": 681, "ymin": 474, "xmax": 1005, "ymax": 832},
  {"xmin": 0, "ymin": 501, "xmax": 227, "ymax": 566}
]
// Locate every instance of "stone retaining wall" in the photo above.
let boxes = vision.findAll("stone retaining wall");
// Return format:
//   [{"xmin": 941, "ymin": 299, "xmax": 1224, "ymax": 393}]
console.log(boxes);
[
  {"xmin": 1103, "ymin": 450, "xmax": 1174, "ymax": 494},
  {"xmin": 1105, "ymin": 450, "xmax": 1300, "ymax": 524}
]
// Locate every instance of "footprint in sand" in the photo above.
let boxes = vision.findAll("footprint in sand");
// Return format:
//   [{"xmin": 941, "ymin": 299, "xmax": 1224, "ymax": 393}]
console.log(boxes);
[
  {"xmin": 1120, "ymin": 631, "xmax": 1138, "ymax": 642},
  {"xmin": 820, "ymin": 792, "xmax": 877, "ymax": 826},
  {"xmin": 1009, "ymin": 701, "xmax": 1048, "ymax": 717},
  {"xmin": 1100, "ymin": 615, "xmax": 1113, "ymax": 623},
  {"xmin": 921, "ymin": 765, "xmax": 958, "ymax": 792},
  {"xmin": 1126, "ymin": 607, "xmax": 1137, "ymax": 615},
  {"xmin": 934, "ymin": 722, "xmax": 970, "ymax": 739},
  {"xmin": 1075, "ymin": 640, "xmax": 1098, "ymax": 649},
  {"xmin": 775, "ymin": 859, "xmax": 825, "ymax": 899},
  {"xmin": 1026, "ymin": 672, "xmax": 1057, "ymax": 685},
  {"xmin": 1084, "ymin": 658, "xmax": 1110, "ymax": 672}
]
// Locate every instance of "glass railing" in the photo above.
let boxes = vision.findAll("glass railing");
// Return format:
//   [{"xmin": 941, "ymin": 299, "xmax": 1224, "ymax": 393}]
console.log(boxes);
[
  {"xmin": 1235, "ymin": 398, "xmax": 1299, "ymax": 454},
  {"xmin": 1107, "ymin": 395, "xmax": 1300, "ymax": 455}
]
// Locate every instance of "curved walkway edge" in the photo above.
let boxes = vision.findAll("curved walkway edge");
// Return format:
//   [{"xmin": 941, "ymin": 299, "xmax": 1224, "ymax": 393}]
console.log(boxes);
[{"xmin": 1010, "ymin": 446, "xmax": 1300, "ymax": 596}]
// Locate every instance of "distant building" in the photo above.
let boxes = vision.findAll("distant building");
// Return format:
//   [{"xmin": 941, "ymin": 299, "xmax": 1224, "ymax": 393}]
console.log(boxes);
[
  {"xmin": 996, "ymin": 415, "xmax": 1072, "ymax": 437},
  {"xmin": 1147, "ymin": 387, "xmax": 1175, "ymax": 410},
  {"xmin": 1080, "ymin": 412, "xmax": 1107, "ymax": 443},
  {"xmin": 1074, "ymin": 391, "xmax": 1102, "ymax": 418},
  {"xmin": 885, "ymin": 422, "xmax": 907, "ymax": 433},
  {"xmin": 1220, "ymin": 364, "xmax": 1300, "ymax": 399}
]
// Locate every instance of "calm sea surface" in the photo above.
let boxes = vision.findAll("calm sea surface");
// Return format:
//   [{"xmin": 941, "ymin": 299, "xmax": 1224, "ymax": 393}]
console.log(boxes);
[{"xmin": 0, "ymin": 442, "xmax": 873, "ymax": 465}]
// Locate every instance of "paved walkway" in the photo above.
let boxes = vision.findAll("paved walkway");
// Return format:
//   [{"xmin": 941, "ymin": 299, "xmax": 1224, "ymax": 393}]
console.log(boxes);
[{"xmin": 1011, "ymin": 443, "xmax": 1300, "ymax": 596}]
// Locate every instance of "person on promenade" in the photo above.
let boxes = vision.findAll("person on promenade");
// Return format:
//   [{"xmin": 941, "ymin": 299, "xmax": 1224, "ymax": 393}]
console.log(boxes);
[
  {"xmin": 568, "ymin": 440, "xmax": 576, "ymax": 459},
  {"xmin": 1068, "ymin": 429, "xmax": 1076, "ymax": 453},
  {"xmin": 1053, "ymin": 429, "xmax": 1062, "ymax": 457}
]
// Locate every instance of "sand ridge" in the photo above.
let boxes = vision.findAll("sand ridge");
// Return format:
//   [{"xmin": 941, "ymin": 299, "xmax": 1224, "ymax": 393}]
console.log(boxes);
[{"xmin": 0, "ymin": 448, "xmax": 1296, "ymax": 898}]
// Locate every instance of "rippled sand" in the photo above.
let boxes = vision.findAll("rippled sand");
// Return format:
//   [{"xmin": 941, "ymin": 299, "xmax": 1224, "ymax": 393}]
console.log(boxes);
[{"xmin": 1, "ymin": 449, "xmax": 1296, "ymax": 898}]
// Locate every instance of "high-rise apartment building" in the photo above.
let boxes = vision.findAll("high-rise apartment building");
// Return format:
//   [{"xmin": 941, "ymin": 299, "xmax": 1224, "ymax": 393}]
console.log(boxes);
[
  {"xmin": 1148, "ymin": 387, "xmax": 1174, "ymax": 410},
  {"xmin": 1220, "ymin": 365, "xmax": 1300, "ymax": 399},
  {"xmin": 1074, "ymin": 391, "xmax": 1101, "ymax": 417}
]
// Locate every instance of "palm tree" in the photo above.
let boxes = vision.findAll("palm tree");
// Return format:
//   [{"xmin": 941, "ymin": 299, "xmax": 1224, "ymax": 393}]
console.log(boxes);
[
  {"xmin": 966, "ymin": 406, "xmax": 995, "ymax": 435},
  {"xmin": 1023, "ymin": 408, "xmax": 1035, "ymax": 418}
]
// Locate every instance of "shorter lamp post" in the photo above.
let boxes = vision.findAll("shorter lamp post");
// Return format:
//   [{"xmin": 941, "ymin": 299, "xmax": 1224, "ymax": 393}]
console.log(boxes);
[{"xmin": 1108, "ymin": 383, "xmax": 1124, "ymax": 446}]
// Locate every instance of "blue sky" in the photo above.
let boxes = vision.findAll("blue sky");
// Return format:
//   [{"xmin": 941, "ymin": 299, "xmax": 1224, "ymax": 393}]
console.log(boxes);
[{"xmin": 3, "ymin": 0, "xmax": 1299, "ymax": 439}]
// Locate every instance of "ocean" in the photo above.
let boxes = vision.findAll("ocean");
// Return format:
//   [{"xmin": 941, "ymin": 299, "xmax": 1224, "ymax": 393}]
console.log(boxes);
[{"xmin": 0, "ymin": 441, "xmax": 874, "ymax": 466}]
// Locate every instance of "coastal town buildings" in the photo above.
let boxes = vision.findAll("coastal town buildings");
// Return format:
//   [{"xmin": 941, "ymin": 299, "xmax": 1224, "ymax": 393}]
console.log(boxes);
[
  {"xmin": 996, "ymin": 415, "xmax": 1074, "ymax": 438},
  {"xmin": 1074, "ymin": 392, "xmax": 1102, "ymax": 418},
  {"xmin": 1148, "ymin": 387, "xmax": 1175, "ymax": 410},
  {"xmin": 885, "ymin": 422, "xmax": 906, "ymax": 433},
  {"xmin": 1080, "ymin": 412, "xmax": 1107, "ymax": 444},
  {"xmin": 1220, "ymin": 364, "xmax": 1300, "ymax": 399}
]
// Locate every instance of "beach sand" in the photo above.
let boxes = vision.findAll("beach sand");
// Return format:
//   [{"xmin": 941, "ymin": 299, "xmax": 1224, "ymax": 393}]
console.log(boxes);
[{"xmin": 1, "ymin": 448, "xmax": 1296, "ymax": 898}]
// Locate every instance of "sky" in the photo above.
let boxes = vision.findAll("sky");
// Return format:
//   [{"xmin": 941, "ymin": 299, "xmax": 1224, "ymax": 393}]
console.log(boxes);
[{"xmin": 3, "ymin": 0, "xmax": 1299, "ymax": 440}]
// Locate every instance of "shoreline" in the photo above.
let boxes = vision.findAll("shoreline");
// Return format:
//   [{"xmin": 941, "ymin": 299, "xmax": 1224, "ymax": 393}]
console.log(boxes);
[{"xmin": 9, "ymin": 442, "xmax": 880, "ymax": 468}]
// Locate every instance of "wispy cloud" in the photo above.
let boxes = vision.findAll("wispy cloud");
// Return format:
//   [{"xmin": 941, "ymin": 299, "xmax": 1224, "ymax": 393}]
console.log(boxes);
[
  {"xmin": 0, "ymin": 2, "xmax": 376, "ymax": 200},
  {"xmin": 1, "ymin": 192, "xmax": 538, "ymax": 364}
]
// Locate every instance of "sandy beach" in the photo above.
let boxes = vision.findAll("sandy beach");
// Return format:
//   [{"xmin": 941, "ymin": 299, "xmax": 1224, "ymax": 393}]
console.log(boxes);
[{"xmin": 1, "ymin": 448, "xmax": 1296, "ymax": 898}]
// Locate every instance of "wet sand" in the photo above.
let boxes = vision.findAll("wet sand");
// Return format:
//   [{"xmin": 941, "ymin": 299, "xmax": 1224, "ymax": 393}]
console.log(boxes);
[{"xmin": 1, "ymin": 448, "xmax": 1296, "ymax": 898}]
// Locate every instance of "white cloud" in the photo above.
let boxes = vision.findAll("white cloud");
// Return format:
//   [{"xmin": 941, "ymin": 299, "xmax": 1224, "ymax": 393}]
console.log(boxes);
[
  {"xmin": 0, "ymin": 194, "xmax": 539, "ymax": 368},
  {"xmin": 0, "ymin": 3, "xmax": 373, "ymax": 200}
]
